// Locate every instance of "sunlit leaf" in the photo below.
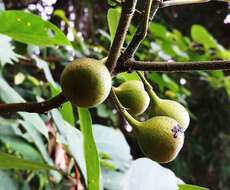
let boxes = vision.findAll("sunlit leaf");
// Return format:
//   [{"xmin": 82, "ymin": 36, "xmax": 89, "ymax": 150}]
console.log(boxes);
[
  {"xmin": 107, "ymin": 7, "xmax": 121, "ymax": 44},
  {"xmin": 178, "ymin": 184, "xmax": 209, "ymax": 190},
  {"xmin": 117, "ymin": 72, "xmax": 140, "ymax": 81},
  {"xmin": 0, "ymin": 10, "xmax": 71, "ymax": 47},
  {"xmin": 50, "ymin": 86, "xmax": 75, "ymax": 126},
  {"xmin": 191, "ymin": 25, "xmax": 218, "ymax": 50},
  {"xmin": 149, "ymin": 22, "xmax": 173, "ymax": 42}
]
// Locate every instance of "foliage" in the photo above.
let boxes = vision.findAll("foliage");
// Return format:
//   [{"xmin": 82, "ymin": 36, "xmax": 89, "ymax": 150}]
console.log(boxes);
[{"xmin": 0, "ymin": 1, "xmax": 229, "ymax": 190}]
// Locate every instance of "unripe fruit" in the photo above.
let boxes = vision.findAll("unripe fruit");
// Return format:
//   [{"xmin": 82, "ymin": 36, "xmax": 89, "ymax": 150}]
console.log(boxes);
[
  {"xmin": 60, "ymin": 58, "xmax": 111, "ymax": 107},
  {"xmin": 136, "ymin": 71, "xmax": 190, "ymax": 131},
  {"xmin": 149, "ymin": 93, "xmax": 190, "ymax": 131},
  {"xmin": 134, "ymin": 116, "xmax": 184, "ymax": 163},
  {"xmin": 114, "ymin": 80, "xmax": 150, "ymax": 115},
  {"xmin": 112, "ymin": 89, "xmax": 184, "ymax": 163}
]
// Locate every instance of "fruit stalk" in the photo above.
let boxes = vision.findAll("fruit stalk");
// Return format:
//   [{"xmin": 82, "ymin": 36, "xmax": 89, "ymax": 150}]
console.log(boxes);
[
  {"xmin": 111, "ymin": 88, "xmax": 140, "ymax": 128},
  {"xmin": 136, "ymin": 71, "xmax": 159, "ymax": 103}
]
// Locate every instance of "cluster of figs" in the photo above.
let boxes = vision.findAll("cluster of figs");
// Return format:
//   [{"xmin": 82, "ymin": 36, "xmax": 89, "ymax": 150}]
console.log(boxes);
[{"xmin": 61, "ymin": 57, "xmax": 190, "ymax": 163}]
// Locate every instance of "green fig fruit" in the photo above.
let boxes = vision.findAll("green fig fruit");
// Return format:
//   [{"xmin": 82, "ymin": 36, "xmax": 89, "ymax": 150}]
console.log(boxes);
[
  {"xmin": 60, "ymin": 57, "xmax": 112, "ymax": 107},
  {"xmin": 135, "ymin": 116, "xmax": 184, "ymax": 163},
  {"xmin": 114, "ymin": 80, "xmax": 150, "ymax": 115},
  {"xmin": 137, "ymin": 71, "xmax": 190, "ymax": 131},
  {"xmin": 112, "ymin": 89, "xmax": 184, "ymax": 163},
  {"xmin": 134, "ymin": 116, "xmax": 184, "ymax": 163},
  {"xmin": 149, "ymin": 92, "xmax": 190, "ymax": 131}
]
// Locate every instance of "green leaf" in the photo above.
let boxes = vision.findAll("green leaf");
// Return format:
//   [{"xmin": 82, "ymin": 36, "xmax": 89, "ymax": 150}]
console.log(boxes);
[
  {"xmin": 149, "ymin": 22, "xmax": 173, "ymax": 42},
  {"xmin": 50, "ymin": 86, "xmax": 75, "ymax": 126},
  {"xmin": 224, "ymin": 77, "xmax": 230, "ymax": 98},
  {"xmin": 148, "ymin": 72, "xmax": 165, "ymax": 92},
  {"xmin": 0, "ymin": 135, "xmax": 42, "ymax": 162},
  {"xmin": 0, "ymin": 10, "xmax": 71, "ymax": 47},
  {"xmin": 162, "ymin": 74, "xmax": 180, "ymax": 92},
  {"xmin": 178, "ymin": 184, "xmax": 209, "ymax": 190},
  {"xmin": 78, "ymin": 108, "xmax": 100, "ymax": 190},
  {"xmin": 117, "ymin": 72, "xmax": 140, "ymax": 81},
  {"xmin": 107, "ymin": 7, "xmax": 121, "ymax": 44},
  {"xmin": 191, "ymin": 25, "xmax": 217, "ymax": 50},
  {"xmin": 0, "ymin": 152, "xmax": 58, "ymax": 171}
]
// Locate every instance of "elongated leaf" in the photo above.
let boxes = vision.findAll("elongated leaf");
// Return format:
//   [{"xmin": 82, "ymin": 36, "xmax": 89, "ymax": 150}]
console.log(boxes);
[
  {"xmin": 0, "ymin": 10, "xmax": 71, "ymax": 47},
  {"xmin": 107, "ymin": 7, "xmax": 121, "ymax": 44},
  {"xmin": 178, "ymin": 184, "xmax": 209, "ymax": 190},
  {"xmin": 0, "ymin": 152, "xmax": 58, "ymax": 171},
  {"xmin": 78, "ymin": 108, "xmax": 100, "ymax": 190}
]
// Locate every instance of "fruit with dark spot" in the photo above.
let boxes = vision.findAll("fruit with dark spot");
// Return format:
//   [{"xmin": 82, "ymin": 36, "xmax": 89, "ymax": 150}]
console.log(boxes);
[
  {"xmin": 126, "ymin": 114, "xmax": 184, "ymax": 163},
  {"xmin": 113, "ymin": 90, "xmax": 184, "ymax": 163},
  {"xmin": 60, "ymin": 58, "xmax": 111, "ymax": 107},
  {"xmin": 114, "ymin": 80, "xmax": 150, "ymax": 115}
]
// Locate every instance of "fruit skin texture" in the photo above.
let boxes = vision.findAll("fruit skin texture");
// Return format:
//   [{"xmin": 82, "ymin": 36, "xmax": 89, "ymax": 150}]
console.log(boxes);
[
  {"xmin": 114, "ymin": 80, "xmax": 150, "ymax": 115},
  {"xmin": 134, "ymin": 116, "xmax": 184, "ymax": 163},
  {"xmin": 150, "ymin": 97, "xmax": 190, "ymax": 131},
  {"xmin": 60, "ymin": 58, "xmax": 111, "ymax": 107}
]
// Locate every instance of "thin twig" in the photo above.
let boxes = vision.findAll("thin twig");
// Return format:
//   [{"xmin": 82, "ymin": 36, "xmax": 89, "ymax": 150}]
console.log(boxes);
[
  {"xmin": 117, "ymin": 59, "xmax": 230, "ymax": 72},
  {"xmin": 161, "ymin": 0, "xmax": 229, "ymax": 8},
  {"xmin": 120, "ymin": 0, "xmax": 156, "ymax": 60},
  {"xmin": 106, "ymin": 0, "xmax": 137, "ymax": 73},
  {"xmin": 161, "ymin": 0, "xmax": 210, "ymax": 8},
  {"xmin": 0, "ymin": 93, "xmax": 67, "ymax": 114},
  {"xmin": 115, "ymin": 0, "xmax": 161, "ymax": 72}
]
